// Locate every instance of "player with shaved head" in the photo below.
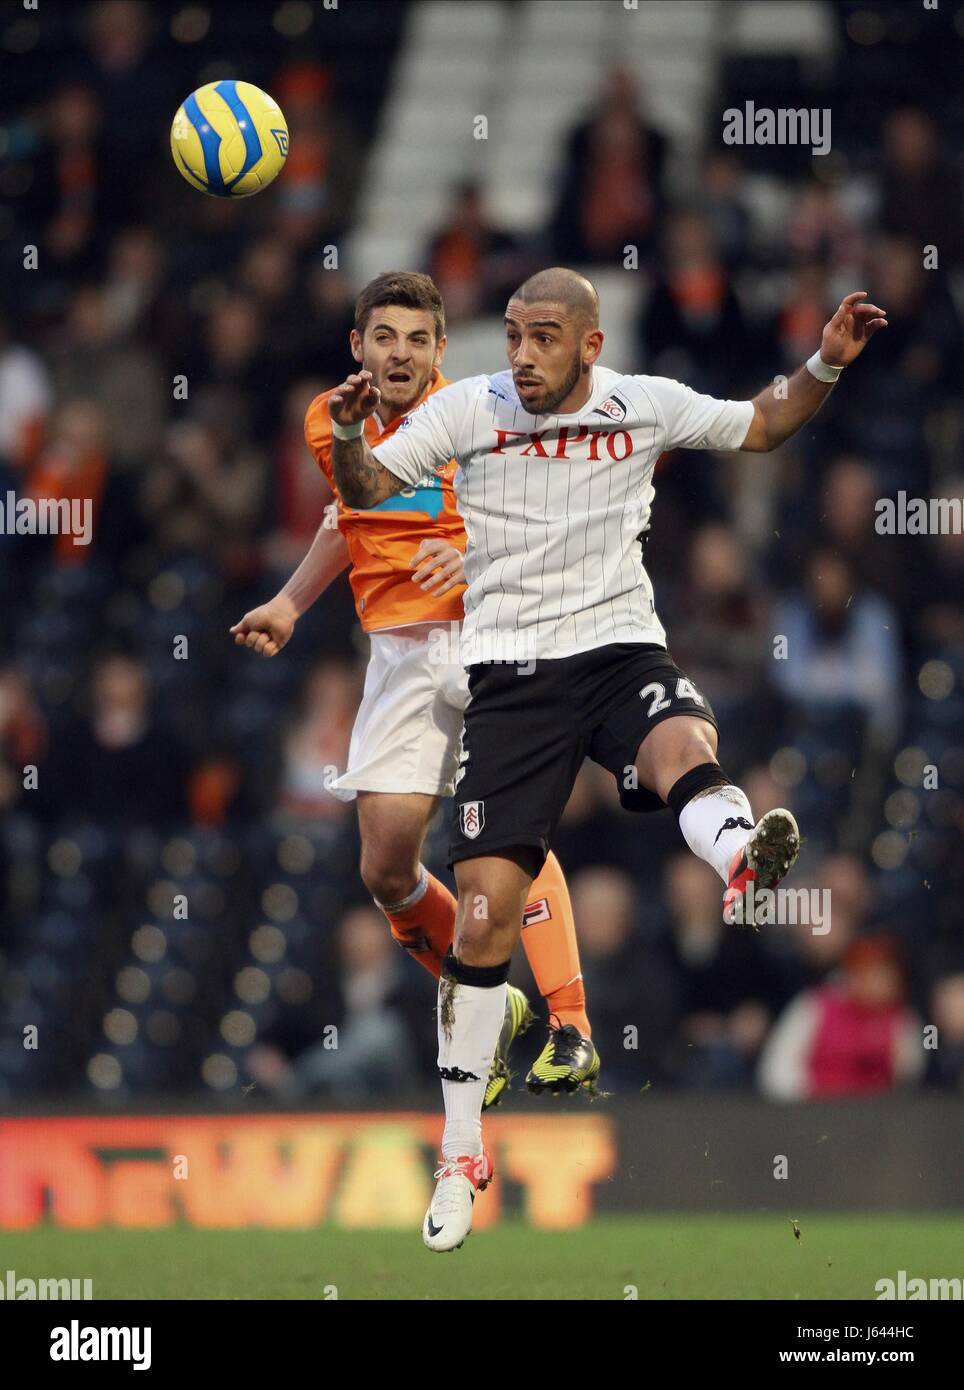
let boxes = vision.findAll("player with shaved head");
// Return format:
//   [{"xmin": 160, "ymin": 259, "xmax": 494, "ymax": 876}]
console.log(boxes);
[{"xmin": 328, "ymin": 265, "xmax": 888, "ymax": 1252}]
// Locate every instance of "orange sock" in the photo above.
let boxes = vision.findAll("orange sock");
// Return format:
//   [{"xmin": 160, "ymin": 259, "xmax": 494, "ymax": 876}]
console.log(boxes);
[
  {"xmin": 380, "ymin": 868, "xmax": 456, "ymax": 979},
  {"xmin": 521, "ymin": 851, "xmax": 591, "ymax": 1037}
]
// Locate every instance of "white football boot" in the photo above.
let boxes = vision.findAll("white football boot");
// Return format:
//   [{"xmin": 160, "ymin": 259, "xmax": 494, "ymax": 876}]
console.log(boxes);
[{"xmin": 421, "ymin": 1149, "xmax": 493, "ymax": 1253}]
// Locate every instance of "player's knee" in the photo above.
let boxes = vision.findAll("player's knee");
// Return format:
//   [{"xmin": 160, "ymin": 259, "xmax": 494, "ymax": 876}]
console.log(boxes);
[
  {"xmin": 681, "ymin": 729, "xmax": 718, "ymax": 768},
  {"xmin": 455, "ymin": 882, "xmax": 516, "ymax": 957},
  {"xmin": 359, "ymin": 849, "xmax": 420, "ymax": 910}
]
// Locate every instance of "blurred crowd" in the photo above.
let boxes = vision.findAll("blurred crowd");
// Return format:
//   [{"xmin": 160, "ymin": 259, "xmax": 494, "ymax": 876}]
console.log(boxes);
[{"xmin": 0, "ymin": 0, "xmax": 962, "ymax": 1103}]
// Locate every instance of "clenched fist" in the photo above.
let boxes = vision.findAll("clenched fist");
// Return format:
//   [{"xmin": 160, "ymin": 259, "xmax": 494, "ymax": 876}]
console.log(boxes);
[{"xmin": 230, "ymin": 595, "xmax": 298, "ymax": 657}]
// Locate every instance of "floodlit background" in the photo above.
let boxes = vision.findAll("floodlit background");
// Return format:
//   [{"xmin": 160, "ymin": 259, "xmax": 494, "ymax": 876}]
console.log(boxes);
[{"xmin": 0, "ymin": 0, "xmax": 962, "ymax": 1257}]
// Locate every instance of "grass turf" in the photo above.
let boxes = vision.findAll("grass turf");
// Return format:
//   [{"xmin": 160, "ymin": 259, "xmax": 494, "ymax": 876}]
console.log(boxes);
[{"xmin": 2, "ymin": 1214, "xmax": 961, "ymax": 1300}]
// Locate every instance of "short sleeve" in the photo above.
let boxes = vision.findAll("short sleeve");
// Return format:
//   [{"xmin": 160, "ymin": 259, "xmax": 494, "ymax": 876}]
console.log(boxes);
[
  {"xmin": 640, "ymin": 376, "xmax": 754, "ymax": 453},
  {"xmin": 372, "ymin": 380, "xmax": 471, "ymax": 485}
]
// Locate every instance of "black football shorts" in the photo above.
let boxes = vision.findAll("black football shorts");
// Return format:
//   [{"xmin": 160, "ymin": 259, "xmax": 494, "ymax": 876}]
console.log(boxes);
[{"xmin": 449, "ymin": 643, "xmax": 717, "ymax": 869}]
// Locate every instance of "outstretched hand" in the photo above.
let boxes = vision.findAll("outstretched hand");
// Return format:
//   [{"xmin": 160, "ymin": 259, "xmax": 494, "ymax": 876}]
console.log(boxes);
[
  {"xmin": 820, "ymin": 291, "xmax": 888, "ymax": 367},
  {"xmin": 329, "ymin": 369, "xmax": 381, "ymax": 426}
]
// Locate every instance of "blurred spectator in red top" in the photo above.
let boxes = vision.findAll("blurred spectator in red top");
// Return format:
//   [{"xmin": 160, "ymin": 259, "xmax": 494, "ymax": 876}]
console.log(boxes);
[
  {"xmin": 551, "ymin": 67, "xmax": 666, "ymax": 264},
  {"xmin": 758, "ymin": 936, "xmax": 924, "ymax": 1100},
  {"xmin": 425, "ymin": 182, "xmax": 527, "ymax": 324}
]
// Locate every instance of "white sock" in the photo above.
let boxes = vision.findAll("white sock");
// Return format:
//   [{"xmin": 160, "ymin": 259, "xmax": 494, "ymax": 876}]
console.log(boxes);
[
  {"xmin": 437, "ymin": 973, "xmax": 506, "ymax": 1162},
  {"xmin": 678, "ymin": 786, "xmax": 755, "ymax": 882}
]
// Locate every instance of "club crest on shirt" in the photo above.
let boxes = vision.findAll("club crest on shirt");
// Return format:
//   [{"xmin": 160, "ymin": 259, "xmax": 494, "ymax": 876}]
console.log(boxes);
[
  {"xmin": 459, "ymin": 800, "xmax": 485, "ymax": 838},
  {"xmin": 596, "ymin": 393, "xmax": 627, "ymax": 423}
]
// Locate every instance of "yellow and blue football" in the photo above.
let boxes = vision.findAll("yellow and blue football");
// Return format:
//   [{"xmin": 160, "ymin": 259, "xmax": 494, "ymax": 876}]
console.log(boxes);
[{"xmin": 170, "ymin": 80, "xmax": 288, "ymax": 198}]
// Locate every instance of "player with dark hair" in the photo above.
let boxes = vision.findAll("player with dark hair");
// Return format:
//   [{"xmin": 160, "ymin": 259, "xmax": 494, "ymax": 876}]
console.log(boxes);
[
  {"xmin": 232, "ymin": 271, "xmax": 600, "ymax": 1111},
  {"xmin": 327, "ymin": 267, "xmax": 887, "ymax": 1251}
]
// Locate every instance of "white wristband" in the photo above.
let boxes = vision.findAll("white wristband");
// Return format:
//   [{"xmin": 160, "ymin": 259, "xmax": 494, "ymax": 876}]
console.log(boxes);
[
  {"xmin": 805, "ymin": 351, "xmax": 844, "ymax": 383},
  {"xmin": 331, "ymin": 417, "xmax": 365, "ymax": 440}
]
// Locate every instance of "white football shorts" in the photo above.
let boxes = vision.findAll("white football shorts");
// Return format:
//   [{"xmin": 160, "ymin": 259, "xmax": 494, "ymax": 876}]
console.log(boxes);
[{"xmin": 331, "ymin": 621, "xmax": 470, "ymax": 800}]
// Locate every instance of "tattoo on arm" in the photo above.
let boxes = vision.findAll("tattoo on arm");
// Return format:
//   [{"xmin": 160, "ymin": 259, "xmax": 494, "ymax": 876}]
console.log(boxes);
[{"xmin": 332, "ymin": 436, "xmax": 406, "ymax": 508}]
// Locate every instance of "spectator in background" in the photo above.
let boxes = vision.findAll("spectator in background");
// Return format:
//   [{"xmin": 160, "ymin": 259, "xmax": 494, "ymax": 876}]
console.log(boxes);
[
  {"xmin": 275, "ymin": 659, "xmax": 359, "ymax": 824},
  {"xmin": 666, "ymin": 522, "xmax": 771, "ymax": 761},
  {"xmin": 297, "ymin": 263, "xmax": 358, "ymax": 382},
  {"xmin": 639, "ymin": 210, "xmax": 754, "ymax": 395},
  {"xmin": 775, "ymin": 262, "xmax": 831, "ymax": 370},
  {"xmin": 24, "ymin": 398, "xmax": 110, "ymax": 568},
  {"xmin": 41, "ymin": 653, "xmax": 189, "ymax": 825},
  {"xmin": 772, "ymin": 548, "xmax": 903, "ymax": 744},
  {"xmin": 659, "ymin": 854, "xmax": 776, "ymax": 1089},
  {"xmin": 49, "ymin": 282, "xmax": 167, "ymax": 472},
  {"xmin": 559, "ymin": 866, "xmax": 680, "ymax": 1088},
  {"xmin": 919, "ymin": 482, "xmax": 964, "ymax": 651},
  {"xmin": 925, "ymin": 973, "xmax": 964, "ymax": 1091},
  {"xmin": 786, "ymin": 181, "xmax": 864, "ymax": 277},
  {"xmin": 102, "ymin": 226, "xmax": 184, "ymax": 364},
  {"xmin": 878, "ymin": 108, "xmax": 963, "ymax": 268},
  {"xmin": 31, "ymin": 84, "xmax": 104, "ymax": 284},
  {"xmin": 182, "ymin": 294, "xmax": 278, "ymax": 444},
  {"xmin": 0, "ymin": 670, "xmax": 48, "ymax": 816},
  {"xmin": 263, "ymin": 377, "xmax": 334, "ymax": 574},
  {"xmin": 269, "ymin": 61, "xmax": 360, "ymax": 248},
  {"xmin": 843, "ymin": 236, "xmax": 963, "ymax": 494},
  {"xmin": 425, "ymin": 182, "xmax": 528, "ymax": 324},
  {"xmin": 140, "ymin": 417, "xmax": 265, "ymax": 576},
  {"xmin": 820, "ymin": 455, "xmax": 920, "ymax": 614},
  {"xmin": 0, "ymin": 303, "xmax": 51, "ymax": 479},
  {"xmin": 758, "ymin": 936, "xmax": 924, "ymax": 1100},
  {"xmin": 550, "ymin": 67, "xmax": 666, "ymax": 265},
  {"xmin": 761, "ymin": 852, "xmax": 867, "ymax": 1003},
  {"xmin": 235, "ymin": 236, "xmax": 303, "ymax": 364},
  {"xmin": 245, "ymin": 905, "xmax": 434, "ymax": 1100},
  {"xmin": 694, "ymin": 153, "xmax": 750, "ymax": 271},
  {"xmin": 77, "ymin": 0, "xmax": 176, "ymax": 223}
]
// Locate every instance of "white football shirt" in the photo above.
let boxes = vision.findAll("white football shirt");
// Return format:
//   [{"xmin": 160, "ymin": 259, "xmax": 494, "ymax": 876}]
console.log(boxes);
[{"xmin": 372, "ymin": 366, "xmax": 754, "ymax": 664}]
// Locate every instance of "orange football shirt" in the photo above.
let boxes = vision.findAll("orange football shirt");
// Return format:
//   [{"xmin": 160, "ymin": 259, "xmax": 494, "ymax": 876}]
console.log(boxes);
[{"xmin": 303, "ymin": 370, "xmax": 467, "ymax": 632}]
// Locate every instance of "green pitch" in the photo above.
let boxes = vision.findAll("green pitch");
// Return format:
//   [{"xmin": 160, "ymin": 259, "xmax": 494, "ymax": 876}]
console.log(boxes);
[{"xmin": 2, "ymin": 1215, "xmax": 960, "ymax": 1300}]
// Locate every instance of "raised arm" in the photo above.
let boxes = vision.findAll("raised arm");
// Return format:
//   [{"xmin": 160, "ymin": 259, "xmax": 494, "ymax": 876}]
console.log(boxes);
[
  {"xmin": 328, "ymin": 370, "xmax": 406, "ymax": 507},
  {"xmin": 230, "ymin": 521, "xmax": 349, "ymax": 657},
  {"xmin": 741, "ymin": 291, "xmax": 887, "ymax": 452}
]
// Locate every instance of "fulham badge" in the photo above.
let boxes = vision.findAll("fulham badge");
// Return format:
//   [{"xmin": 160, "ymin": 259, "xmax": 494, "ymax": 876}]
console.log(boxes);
[{"xmin": 459, "ymin": 801, "xmax": 485, "ymax": 839}]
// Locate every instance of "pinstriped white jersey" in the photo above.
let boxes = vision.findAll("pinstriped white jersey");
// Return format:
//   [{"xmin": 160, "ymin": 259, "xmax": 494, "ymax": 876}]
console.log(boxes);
[{"xmin": 372, "ymin": 365, "xmax": 754, "ymax": 664}]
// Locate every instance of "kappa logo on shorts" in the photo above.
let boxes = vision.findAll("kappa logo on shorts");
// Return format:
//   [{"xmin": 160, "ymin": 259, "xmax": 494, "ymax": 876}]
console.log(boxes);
[
  {"xmin": 459, "ymin": 800, "xmax": 485, "ymax": 838},
  {"xmin": 522, "ymin": 896, "xmax": 552, "ymax": 927}
]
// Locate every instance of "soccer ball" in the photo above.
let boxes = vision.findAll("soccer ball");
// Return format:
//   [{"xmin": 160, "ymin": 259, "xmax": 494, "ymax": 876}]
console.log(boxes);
[{"xmin": 170, "ymin": 80, "xmax": 289, "ymax": 197}]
